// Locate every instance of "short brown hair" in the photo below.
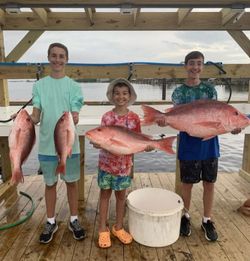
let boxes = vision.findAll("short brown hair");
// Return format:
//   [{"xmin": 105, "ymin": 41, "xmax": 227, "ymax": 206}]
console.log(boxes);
[
  {"xmin": 184, "ymin": 51, "xmax": 204, "ymax": 65},
  {"xmin": 48, "ymin": 43, "xmax": 69, "ymax": 59}
]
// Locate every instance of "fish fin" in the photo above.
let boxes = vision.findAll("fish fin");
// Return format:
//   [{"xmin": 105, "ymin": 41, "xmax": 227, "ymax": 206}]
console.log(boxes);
[
  {"xmin": 109, "ymin": 138, "xmax": 130, "ymax": 148},
  {"xmin": 194, "ymin": 121, "xmax": 222, "ymax": 129},
  {"xmin": 9, "ymin": 127, "xmax": 21, "ymax": 149},
  {"xmin": 154, "ymin": 136, "xmax": 176, "ymax": 154},
  {"xmin": 141, "ymin": 105, "xmax": 163, "ymax": 126},
  {"xmin": 165, "ymin": 107, "xmax": 174, "ymax": 113}
]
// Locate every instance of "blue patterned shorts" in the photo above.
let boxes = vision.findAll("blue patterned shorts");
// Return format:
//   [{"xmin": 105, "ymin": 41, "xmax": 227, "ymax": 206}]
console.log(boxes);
[{"xmin": 98, "ymin": 168, "xmax": 131, "ymax": 191}]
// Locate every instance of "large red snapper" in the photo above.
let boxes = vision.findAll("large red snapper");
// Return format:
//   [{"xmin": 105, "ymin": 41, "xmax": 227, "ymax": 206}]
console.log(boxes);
[
  {"xmin": 54, "ymin": 112, "xmax": 75, "ymax": 174},
  {"xmin": 141, "ymin": 100, "xmax": 250, "ymax": 140},
  {"xmin": 85, "ymin": 126, "xmax": 176, "ymax": 155},
  {"xmin": 8, "ymin": 109, "xmax": 36, "ymax": 184}
]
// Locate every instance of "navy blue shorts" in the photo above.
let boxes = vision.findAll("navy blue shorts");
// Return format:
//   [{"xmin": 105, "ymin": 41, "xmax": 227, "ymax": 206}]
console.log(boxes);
[{"xmin": 180, "ymin": 158, "xmax": 218, "ymax": 184}]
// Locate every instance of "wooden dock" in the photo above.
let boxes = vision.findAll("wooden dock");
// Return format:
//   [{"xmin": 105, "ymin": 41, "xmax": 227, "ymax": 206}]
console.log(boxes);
[{"xmin": 0, "ymin": 172, "xmax": 250, "ymax": 261}]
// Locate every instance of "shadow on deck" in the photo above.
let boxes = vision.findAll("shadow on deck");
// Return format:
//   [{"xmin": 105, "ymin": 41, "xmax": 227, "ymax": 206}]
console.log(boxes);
[{"xmin": 0, "ymin": 172, "xmax": 250, "ymax": 261}]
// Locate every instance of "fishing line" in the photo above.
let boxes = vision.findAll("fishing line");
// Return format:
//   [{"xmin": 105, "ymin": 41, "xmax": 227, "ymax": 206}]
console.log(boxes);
[
  {"xmin": 0, "ymin": 191, "xmax": 35, "ymax": 230},
  {"xmin": 0, "ymin": 63, "xmax": 42, "ymax": 123},
  {"xmin": 206, "ymin": 61, "xmax": 232, "ymax": 104}
]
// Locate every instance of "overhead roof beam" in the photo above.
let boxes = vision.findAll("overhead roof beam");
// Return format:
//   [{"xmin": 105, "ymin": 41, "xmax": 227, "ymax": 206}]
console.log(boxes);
[
  {"xmin": 5, "ymin": 30, "xmax": 44, "ymax": 62},
  {"xmin": 221, "ymin": 8, "xmax": 245, "ymax": 25},
  {"xmin": 177, "ymin": 8, "xmax": 192, "ymax": 25},
  {"xmin": 32, "ymin": 8, "xmax": 48, "ymax": 25},
  {"xmin": 84, "ymin": 8, "xmax": 94, "ymax": 25},
  {"xmin": 133, "ymin": 8, "xmax": 140, "ymax": 26},
  {"xmin": 228, "ymin": 30, "xmax": 250, "ymax": 58},
  {"xmin": 0, "ymin": 1, "xmax": 250, "ymax": 9},
  {"xmin": 0, "ymin": 9, "xmax": 5, "ymax": 25},
  {"xmin": 2, "ymin": 12, "xmax": 250, "ymax": 30}
]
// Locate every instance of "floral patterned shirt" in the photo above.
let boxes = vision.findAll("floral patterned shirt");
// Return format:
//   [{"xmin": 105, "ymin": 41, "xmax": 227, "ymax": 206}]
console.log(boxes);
[{"xmin": 98, "ymin": 110, "xmax": 141, "ymax": 176}]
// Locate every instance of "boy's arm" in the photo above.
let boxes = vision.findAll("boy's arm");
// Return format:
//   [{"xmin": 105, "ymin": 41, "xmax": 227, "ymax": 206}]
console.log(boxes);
[
  {"xmin": 71, "ymin": 111, "xmax": 79, "ymax": 125},
  {"xmin": 30, "ymin": 107, "xmax": 41, "ymax": 124}
]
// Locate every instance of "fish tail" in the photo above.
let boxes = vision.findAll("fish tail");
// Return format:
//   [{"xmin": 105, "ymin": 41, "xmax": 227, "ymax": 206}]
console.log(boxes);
[
  {"xmin": 154, "ymin": 136, "xmax": 176, "ymax": 154},
  {"xmin": 141, "ymin": 105, "xmax": 162, "ymax": 125},
  {"xmin": 11, "ymin": 168, "xmax": 24, "ymax": 185},
  {"xmin": 56, "ymin": 162, "xmax": 66, "ymax": 175}
]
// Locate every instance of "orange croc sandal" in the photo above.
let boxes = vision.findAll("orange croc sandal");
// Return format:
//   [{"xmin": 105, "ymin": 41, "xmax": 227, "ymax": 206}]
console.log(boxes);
[
  {"xmin": 112, "ymin": 225, "xmax": 133, "ymax": 244},
  {"xmin": 98, "ymin": 229, "xmax": 111, "ymax": 248}
]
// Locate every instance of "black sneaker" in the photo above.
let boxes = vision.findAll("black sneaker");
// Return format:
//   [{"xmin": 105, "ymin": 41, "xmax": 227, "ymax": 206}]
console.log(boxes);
[
  {"xmin": 68, "ymin": 219, "xmax": 87, "ymax": 240},
  {"xmin": 39, "ymin": 221, "xmax": 58, "ymax": 244},
  {"xmin": 201, "ymin": 220, "xmax": 218, "ymax": 241},
  {"xmin": 180, "ymin": 215, "xmax": 191, "ymax": 236}
]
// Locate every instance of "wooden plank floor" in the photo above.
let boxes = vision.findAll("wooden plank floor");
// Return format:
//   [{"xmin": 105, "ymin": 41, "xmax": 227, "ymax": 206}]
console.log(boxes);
[{"xmin": 0, "ymin": 172, "xmax": 250, "ymax": 261}]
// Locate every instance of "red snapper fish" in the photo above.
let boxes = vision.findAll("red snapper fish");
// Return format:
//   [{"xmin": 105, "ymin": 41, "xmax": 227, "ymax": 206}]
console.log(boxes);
[
  {"xmin": 141, "ymin": 100, "xmax": 250, "ymax": 140},
  {"xmin": 85, "ymin": 125, "xmax": 176, "ymax": 155},
  {"xmin": 54, "ymin": 112, "xmax": 75, "ymax": 174},
  {"xmin": 8, "ymin": 109, "xmax": 36, "ymax": 184}
]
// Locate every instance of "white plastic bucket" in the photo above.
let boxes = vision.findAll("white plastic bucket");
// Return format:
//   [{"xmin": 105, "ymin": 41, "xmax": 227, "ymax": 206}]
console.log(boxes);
[{"xmin": 127, "ymin": 187, "xmax": 183, "ymax": 247}]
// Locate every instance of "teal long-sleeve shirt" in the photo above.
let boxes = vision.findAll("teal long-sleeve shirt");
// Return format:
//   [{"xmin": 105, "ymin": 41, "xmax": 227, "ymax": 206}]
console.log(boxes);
[{"xmin": 32, "ymin": 76, "xmax": 84, "ymax": 156}]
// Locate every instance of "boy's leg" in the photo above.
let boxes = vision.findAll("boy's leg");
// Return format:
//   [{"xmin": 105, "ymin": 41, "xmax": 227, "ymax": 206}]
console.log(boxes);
[
  {"xmin": 179, "ymin": 160, "xmax": 202, "ymax": 237},
  {"xmin": 45, "ymin": 183, "xmax": 57, "ymax": 218},
  {"xmin": 203, "ymin": 181, "xmax": 215, "ymax": 218},
  {"xmin": 201, "ymin": 159, "xmax": 218, "ymax": 241},
  {"xmin": 39, "ymin": 160, "xmax": 59, "ymax": 244},
  {"xmin": 114, "ymin": 189, "xmax": 126, "ymax": 230},
  {"xmin": 181, "ymin": 183, "xmax": 193, "ymax": 212},
  {"xmin": 99, "ymin": 188, "xmax": 112, "ymax": 232},
  {"xmin": 66, "ymin": 181, "xmax": 78, "ymax": 216},
  {"xmin": 66, "ymin": 181, "xmax": 86, "ymax": 240}
]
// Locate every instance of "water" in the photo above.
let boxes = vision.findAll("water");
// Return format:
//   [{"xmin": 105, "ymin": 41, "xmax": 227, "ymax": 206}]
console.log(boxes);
[{"xmin": 7, "ymin": 80, "xmax": 249, "ymax": 175}]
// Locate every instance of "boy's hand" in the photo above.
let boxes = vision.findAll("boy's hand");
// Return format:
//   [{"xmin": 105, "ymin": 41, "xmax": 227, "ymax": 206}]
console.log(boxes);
[
  {"xmin": 231, "ymin": 128, "xmax": 241, "ymax": 135},
  {"xmin": 10, "ymin": 113, "xmax": 18, "ymax": 120},
  {"xmin": 156, "ymin": 118, "xmax": 167, "ymax": 127},
  {"xmin": 71, "ymin": 111, "xmax": 79, "ymax": 125},
  {"xmin": 144, "ymin": 145, "xmax": 155, "ymax": 152}
]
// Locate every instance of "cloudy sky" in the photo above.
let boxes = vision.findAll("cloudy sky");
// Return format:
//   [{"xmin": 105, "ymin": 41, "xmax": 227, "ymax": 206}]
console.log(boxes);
[{"xmin": 3, "ymin": 30, "xmax": 250, "ymax": 65}]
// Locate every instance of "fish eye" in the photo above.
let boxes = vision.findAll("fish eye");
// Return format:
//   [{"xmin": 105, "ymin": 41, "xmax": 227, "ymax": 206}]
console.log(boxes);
[
  {"xmin": 26, "ymin": 118, "xmax": 31, "ymax": 122},
  {"xmin": 97, "ymin": 128, "xmax": 101, "ymax": 132},
  {"xmin": 234, "ymin": 111, "xmax": 239, "ymax": 116}
]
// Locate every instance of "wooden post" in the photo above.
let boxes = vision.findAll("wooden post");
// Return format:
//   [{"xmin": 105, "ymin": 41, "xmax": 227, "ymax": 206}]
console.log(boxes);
[
  {"xmin": 78, "ymin": 136, "xmax": 85, "ymax": 201},
  {"xmin": 162, "ymin": 78, "xmax": 166, "ymax": 100},
  {"xmin": 239, "ymin": 80, "xmax": 250, "ymax": 181},
  {"xmin": 0, "ymin": 30, "xmax": 9, "ymax": 106},
  {"xmin": 175, "ymin": 135, "xmax": 181, "ymax": 195},
  {"xmin": 0, "ymin": 137, "xmax": 12, "ymax": 182}
]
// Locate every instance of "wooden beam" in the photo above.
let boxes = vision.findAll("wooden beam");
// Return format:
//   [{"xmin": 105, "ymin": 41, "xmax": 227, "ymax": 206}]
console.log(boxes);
[
  {"xmin": 31, "ymin": 8, "xmax": 48, "ymax": 25},
  {"xmin": 0, "ymin": 1, "xmax": 250, "ymax": 9},
  {"xmin": 5, "ymin": 30, "xmax": 44, "ymax": 62},
  {"xmin": 0, "ymin": 137, "xmax": 11, "ymax": 181},
  {"xmin": 221, "ymin": 8, "xmax": 245, "ymax": 25},
  {"xmin": 78, "ymin": 136, "xmax": 85, "ymax": 200},
  {"xmin": 133, "ymin": 8, "xmax": 140, "ymax": 26},
  {"xmin": 0, "ymin": 9, "xmax": 5, "ymax": 25},
  {"xmin": 1, "ymin": 12, "xmax": 250, "ymax": 30},
  {"xmin": 239, "ymin": 80, "xmax": 250, "ymax": 181},
  {"xmin": 177, "ymin": 8, "xmax": 192, "ymax": 25},
  {"xmin": 0, "ymin": 30, "xmax": 8, "ymax": 106},
  {"xmin": 228, "ymin": 30, "xmax": 250, "ymax": 58},
  {"xmin": 84, "ymin": 7, "xmax": 94, "ymax": 25},
  {"xmin": 0, "ymin": 63, "xmax": 250, "ymax": 79}
]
